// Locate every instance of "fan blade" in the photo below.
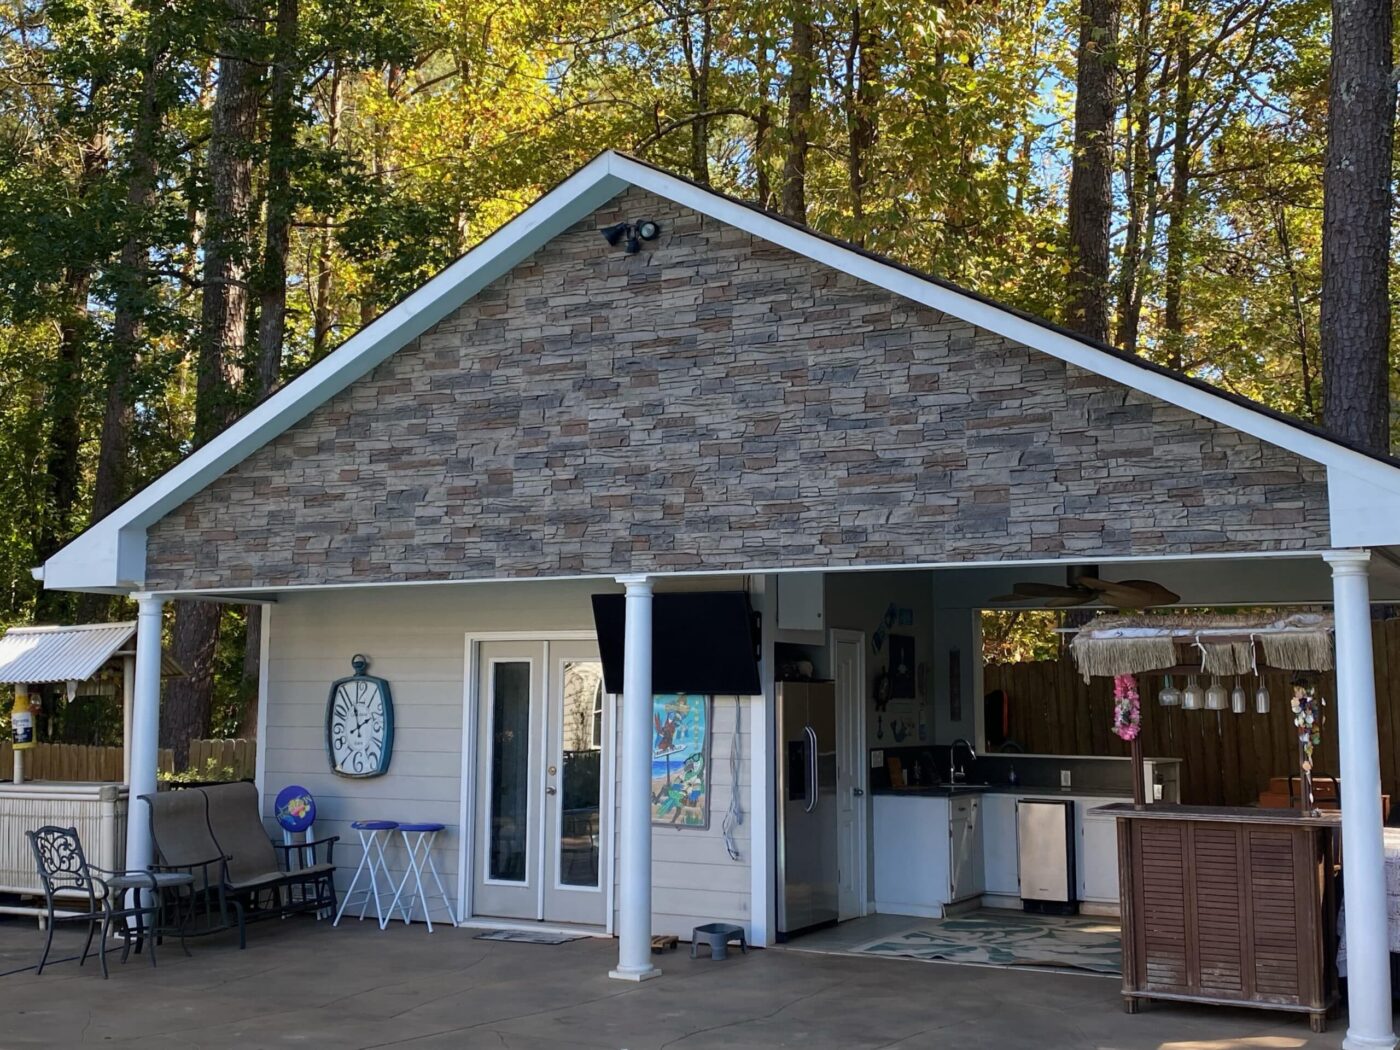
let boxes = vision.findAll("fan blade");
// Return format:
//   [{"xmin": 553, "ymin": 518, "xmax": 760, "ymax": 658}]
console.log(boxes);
[
  {"xmin": 1009, "ymin": 582, "xmax": 1086, "ymax": 598},
  {"xmin": 1076, "ymin": 576, "xmax": 1180, "ymax": 608},
  {"xmin": 988, "ymin": 591, "xmax": 1091, "ymax": 607}
]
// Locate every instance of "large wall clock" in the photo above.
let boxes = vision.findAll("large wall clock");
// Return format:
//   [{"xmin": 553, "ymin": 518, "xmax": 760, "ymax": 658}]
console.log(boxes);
[{"xmin": 326, "ymin": 654, "xmax": 394, "ymax": 778}]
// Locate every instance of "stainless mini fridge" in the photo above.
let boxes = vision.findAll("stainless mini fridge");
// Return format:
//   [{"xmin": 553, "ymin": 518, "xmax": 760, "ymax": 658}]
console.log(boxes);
[
  {"xmin": 776, "ymin": 681, "xmax": 838, "ymax": 939},
  {"xmin": 1016, "ymin": 798, "xmax": 1078, "ymax": 915}
]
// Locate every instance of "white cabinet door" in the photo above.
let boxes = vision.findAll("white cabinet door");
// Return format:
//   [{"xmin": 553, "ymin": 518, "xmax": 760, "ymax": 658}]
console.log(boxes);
[
  {"xmin": 776, "ymin": 573, "xmax": 824, "ymax": 631},
  {"xmin": 1079, "ymin": 805, "xmax": 1122, "ymax": 903},
  {"xmin": 948, "ymin": 796, "xmax": 984, "ymax": 902},
  {"xmin": 873, "ymin": 795, "xmax": 950, "ymax": 913},
  {"xmin": 980, "ymin": 793, "xmax": 1019, "ymax": 897}
]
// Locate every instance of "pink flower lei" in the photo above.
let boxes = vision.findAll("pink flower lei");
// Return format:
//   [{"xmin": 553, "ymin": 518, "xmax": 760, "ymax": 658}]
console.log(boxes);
[{"xmin": 1112, "ymin": 673, "xmax": 1141, "ymax": 742}]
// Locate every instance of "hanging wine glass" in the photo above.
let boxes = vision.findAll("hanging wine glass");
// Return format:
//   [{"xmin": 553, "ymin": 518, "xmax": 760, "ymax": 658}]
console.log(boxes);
[
  {"xmin": 1182, "ymin": 674, "xmax": 1205, "ymax": 711},
  {"xmin": 1231, "ymin": 676, "xmax": 1248, "ymax": 714},
  {"xmin": 1205, "ymin": 676, "xmax": 1228, "ymax": 711},
  {"xmin": 1158, "ymin": 675, "xmax": 1181, "ymax": 707},
  {"xmin": 1255, "ymin": 676, "xmax": 1271, "ymax": 714}
]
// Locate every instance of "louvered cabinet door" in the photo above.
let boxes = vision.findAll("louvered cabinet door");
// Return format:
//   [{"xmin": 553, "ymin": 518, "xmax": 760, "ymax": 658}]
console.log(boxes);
[
  {"xmin": 1192, "ymin": 826, "xmax": 1245, "ymax": 997},
  {"xmin": 1125, "ymin": 821, "xmax": 1189, "ymax": 991},
  {"xmin": 1244, "ymin": 828, "xmax": 1318, "ymax": 1006}
]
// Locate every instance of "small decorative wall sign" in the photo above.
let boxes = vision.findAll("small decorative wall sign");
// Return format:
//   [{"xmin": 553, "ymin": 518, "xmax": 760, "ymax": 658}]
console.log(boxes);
[
  {"xmin": 326, "ymin": 654, "xmax": 394, "ymax": 778},
  {"xmin": 948, "ymin": 647, "xmax": 963, "ymax": 723},
  {"xmin": 652, "ymin": 693, "xmax": 711, "ymax": 828},
  {"xmin": 889, "ymin": 635, "xmax": 915, "ymax": 699}
]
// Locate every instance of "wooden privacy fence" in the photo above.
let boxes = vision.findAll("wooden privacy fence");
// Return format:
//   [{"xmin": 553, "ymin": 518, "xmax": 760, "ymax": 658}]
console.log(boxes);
[
  {"xmin": 186, "ymin": 738, "xmax": 256, "ymax": 780},
  {"xmin": 0, "ymin": 738, "xmax": 253, "ymax": 783},
  {"xmin": 0, "ymin": 742, "xmax": 173, "ymax": 782},
  {"xmin": 985, "ymin": 617, "xmax": 1400, "ymax": 807}
]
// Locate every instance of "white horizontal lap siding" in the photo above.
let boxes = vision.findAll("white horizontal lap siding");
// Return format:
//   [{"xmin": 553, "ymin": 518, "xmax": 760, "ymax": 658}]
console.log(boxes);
[
  {"xmin": 615, "ymin": 694, "xmax": 755, "ymax": 940},
  {"xmin": 261, "ymin": 581, "xmax": 605, "ymax": 924}
]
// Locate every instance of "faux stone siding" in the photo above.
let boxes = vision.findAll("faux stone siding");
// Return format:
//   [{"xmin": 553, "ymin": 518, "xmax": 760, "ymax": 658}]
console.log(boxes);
[{"xmin": 144, "ymin": 188, "xmax": 1331, "ymax": 590}]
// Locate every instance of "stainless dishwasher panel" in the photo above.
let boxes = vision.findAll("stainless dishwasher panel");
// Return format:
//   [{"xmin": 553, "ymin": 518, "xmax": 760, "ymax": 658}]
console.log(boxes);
[{"xmin": 1016, "ymin": 798, "xmax": 1078, "ymax": 915}]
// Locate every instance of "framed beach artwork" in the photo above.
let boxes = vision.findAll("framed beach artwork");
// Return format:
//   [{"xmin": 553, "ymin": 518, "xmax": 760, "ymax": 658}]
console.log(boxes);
[{"xmin": 651, "ymin": 693, "xmax": 711, "ymax": 829}]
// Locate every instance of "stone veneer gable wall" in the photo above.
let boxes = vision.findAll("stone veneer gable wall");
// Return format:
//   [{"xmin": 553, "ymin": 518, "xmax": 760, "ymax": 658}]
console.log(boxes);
[{"xmin": 145, "ymin": 187, "xmax": 1331, "ymax": 590}]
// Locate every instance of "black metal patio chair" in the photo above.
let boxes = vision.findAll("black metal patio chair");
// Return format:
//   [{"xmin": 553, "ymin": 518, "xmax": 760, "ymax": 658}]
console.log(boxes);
[{"xmin": 25, "ymin": 825, "xmax": 186, "ymax": 978}]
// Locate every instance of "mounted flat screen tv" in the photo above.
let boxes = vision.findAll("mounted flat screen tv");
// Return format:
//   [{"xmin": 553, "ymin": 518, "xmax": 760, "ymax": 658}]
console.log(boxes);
[{"xmin": 591, "ymin": 591, "xmax": 761, "ymax": 696}]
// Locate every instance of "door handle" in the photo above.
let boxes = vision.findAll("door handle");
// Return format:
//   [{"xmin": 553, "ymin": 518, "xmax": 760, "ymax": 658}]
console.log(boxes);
[
  {"xmin": 853, "ymin": 788, "xmax": 865, "ymax": 797},
  {"xmin": 804, "ymin": 725, "xmax": 818, "ymax": 813},
  {"xmin": 545, "ymin": 786, "xmax": 557, "ymax": 796}
]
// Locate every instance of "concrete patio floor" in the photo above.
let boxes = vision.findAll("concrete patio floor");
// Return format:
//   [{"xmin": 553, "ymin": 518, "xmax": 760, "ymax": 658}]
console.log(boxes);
[{"xmin": 0, "ymin": 915, "xmax": 1352, "ymax": 1048}]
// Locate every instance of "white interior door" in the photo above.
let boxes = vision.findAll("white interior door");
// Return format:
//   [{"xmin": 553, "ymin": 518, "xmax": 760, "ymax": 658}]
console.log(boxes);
[
  {"xmin": 832, "ymin": 630, "xmax": 867, "ymax": 921},
  {"xmin": 472, "ymin": 639, "xmax": 610, "ymax": 926}
]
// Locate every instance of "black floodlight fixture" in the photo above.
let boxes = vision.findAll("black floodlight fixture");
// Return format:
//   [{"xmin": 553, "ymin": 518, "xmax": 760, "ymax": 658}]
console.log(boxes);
[
  {"xmin": 600, "ymin": 221, "xmax": 629, "ymax": 247},
  {"xmin": 599, "ymin": 219, "xmax": 660, "ymax": 254}
]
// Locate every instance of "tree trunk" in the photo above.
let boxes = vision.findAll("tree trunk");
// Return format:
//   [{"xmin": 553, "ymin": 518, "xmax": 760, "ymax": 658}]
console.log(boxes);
[
  {"xmin": 165, "ymin": 0, "xmax": 260, "ymax": 766},
  {"xmin": 754, "ymin": 35, "xmax": 774, "ymax": 210},
  {"xmin": 312, "ymin": 67, "xmax": 341, "ymax": 359},
  {"xmin": 256, "ymin": 0, "xmax": 298, "ymax": 397},
  {"xmin": 1275, "ymin": 204, "xmax": 1319, "ymax": 423},
  {"xmin": 680, "ymin": 0, "xmax": 713, "ymax": 184},
  {"xmin": 241, "ymin": 0, "xmax": 299, "ymax": 729},
  {"xmin": 35, "ymin": 132, "xmax": 107, "ymax": 622},
  {"xmin": 1114, "ymin": 0, "xmax": 1153, "ymax": 353},
  {"xmin": 1321, "ymin": 0, "xmax": 1395, "ymax": 454},
  {"xmin": 844, "ymin": 5, "xmax": 879, "ymax": 245},
  {"xmin": 165, "ymin": 602, "xmax": 221, "ymax": 766},
  {"xmin": 240, "ymin": 606, "xmax": 262, "ymax": 736},
  {"xmin": 1162, "ymin": 29, "xmax": 1192, "ymax": 369},
  {"xmin": 79, "ymin": 39, "xmax": 166, "ymax": 625},
  {"xmin": 780, "ymin": 14, "xmax": 814, "ymax": 223},
  {"xmin": 1065, "ymin": 0, "xmax": 1118, "ymax": 343}
]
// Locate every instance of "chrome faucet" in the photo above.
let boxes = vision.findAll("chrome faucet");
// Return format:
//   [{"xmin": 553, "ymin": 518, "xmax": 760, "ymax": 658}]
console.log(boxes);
[{"xmin": 950, "ymin": 738, "xmax": 977, "ymax": 784}]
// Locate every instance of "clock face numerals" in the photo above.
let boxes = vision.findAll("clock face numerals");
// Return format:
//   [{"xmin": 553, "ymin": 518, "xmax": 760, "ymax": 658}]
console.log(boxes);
[{"xmin": 327, "ymin": 675, "xmax": 392, "ymax": 777}]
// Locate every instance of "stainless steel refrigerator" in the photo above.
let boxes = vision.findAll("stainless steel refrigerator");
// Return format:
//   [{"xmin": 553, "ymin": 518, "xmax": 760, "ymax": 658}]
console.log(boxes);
[{"xmin": 776, "ymin": 680, "xmax": 838, "ymax": 938}]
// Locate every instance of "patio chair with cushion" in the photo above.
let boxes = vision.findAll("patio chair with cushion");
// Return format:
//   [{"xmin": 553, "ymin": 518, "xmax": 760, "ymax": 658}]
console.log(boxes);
[
  {"xmin": 201, "ymin": 782, "xmax": 337, "ymax": 939},
  {"xmin": 26, "ymin": 825, "xmax": 190, "ymax": 979},
  {"xmin": 143, "ymin": 783, "xmax": 337, "ymax": 949}
]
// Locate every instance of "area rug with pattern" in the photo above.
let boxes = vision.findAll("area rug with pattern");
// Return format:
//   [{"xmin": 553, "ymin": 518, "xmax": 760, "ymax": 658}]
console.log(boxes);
[{"xmin": 854, "ymin": 914, "xmax": 1122, "ymax": 975}]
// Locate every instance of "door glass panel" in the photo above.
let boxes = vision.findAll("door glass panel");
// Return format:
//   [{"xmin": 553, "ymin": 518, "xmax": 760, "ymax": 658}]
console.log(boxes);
[
  {"xmin": 489, "ymin": 661, "xmax": 531, "ymax": 882},
  {"xmin": 559, "ymin": 660, "xmax": 603, "ymax": 888}
]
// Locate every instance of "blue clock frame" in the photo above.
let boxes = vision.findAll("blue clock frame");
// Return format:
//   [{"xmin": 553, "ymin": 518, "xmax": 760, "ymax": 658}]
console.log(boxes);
[{"xmin": 325, "ymin": 654, "xmax": 395, "ymax": 778}]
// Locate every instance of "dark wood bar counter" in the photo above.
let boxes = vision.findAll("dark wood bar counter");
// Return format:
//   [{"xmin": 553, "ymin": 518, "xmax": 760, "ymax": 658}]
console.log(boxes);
[{"xmin": 1102, "ymin": 804, "xmax": 1340, "ymax": 1031}]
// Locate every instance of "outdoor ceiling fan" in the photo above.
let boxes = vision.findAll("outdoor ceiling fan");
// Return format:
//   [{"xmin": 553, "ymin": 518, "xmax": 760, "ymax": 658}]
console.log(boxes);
[{"xmin": 990, "ymin": 571, "xmax": 1180, "ymax": 609}]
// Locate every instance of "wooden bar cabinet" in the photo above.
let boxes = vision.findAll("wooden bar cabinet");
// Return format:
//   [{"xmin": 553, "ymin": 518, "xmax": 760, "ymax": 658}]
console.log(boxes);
[{"xmin": 1104, "ymin": 804, "xmax": 1340, "ymax": 1032}]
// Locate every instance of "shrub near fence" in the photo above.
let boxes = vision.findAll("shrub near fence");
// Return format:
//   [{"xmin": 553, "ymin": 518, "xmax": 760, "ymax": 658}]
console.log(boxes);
[{"xmin": 186, "ymin": 738, "xmax": 256, "ymax": 781}]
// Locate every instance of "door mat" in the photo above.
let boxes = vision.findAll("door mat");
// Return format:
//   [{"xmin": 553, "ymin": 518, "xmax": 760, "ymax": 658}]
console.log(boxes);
[
  {"xmin": 854, "ymin": 914, "xmax": 1121, "ymax": 975},
  {"xmin": 473, "ymin": 929, "xmax": 584, "ymax": 945}
]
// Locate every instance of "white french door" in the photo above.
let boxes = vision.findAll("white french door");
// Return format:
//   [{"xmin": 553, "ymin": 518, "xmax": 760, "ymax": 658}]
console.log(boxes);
[{"xmin": 471, "ymin": 639, "xmax": 610, "ymax": 926}]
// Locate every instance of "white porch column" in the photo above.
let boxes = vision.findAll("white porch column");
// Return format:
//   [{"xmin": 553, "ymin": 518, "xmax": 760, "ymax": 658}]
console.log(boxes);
[
  {"xmin": 121, "ymin": 653, "xmax": 135, "ymax": 786},
  {"xmin": 610, "ymin": 575, "xmax": 660, "ymax": 982},
  {"xmin": 1324, "ymin": 549, "xmax": 1397, "ymax": 1050},
  {"xmin": 124, "ymin": 594, "xmax": 165, "ymax": 876}
]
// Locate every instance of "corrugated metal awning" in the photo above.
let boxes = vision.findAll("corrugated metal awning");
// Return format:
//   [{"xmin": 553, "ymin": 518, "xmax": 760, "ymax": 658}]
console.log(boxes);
[{"xmin": 0, "ymin": 622, "xmax": 182, "ymax": 684}]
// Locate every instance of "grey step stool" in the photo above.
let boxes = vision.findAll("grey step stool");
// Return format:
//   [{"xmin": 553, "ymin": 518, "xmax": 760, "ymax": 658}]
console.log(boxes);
[{"xmin": 691, "ymin": 922, "xmax": 748, "ymax": 960}]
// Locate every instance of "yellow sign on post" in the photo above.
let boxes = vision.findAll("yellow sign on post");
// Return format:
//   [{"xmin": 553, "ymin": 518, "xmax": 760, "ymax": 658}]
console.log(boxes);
[{"xmin": 12, "ymin": 685, "xmax": 34, "ymax": 750}]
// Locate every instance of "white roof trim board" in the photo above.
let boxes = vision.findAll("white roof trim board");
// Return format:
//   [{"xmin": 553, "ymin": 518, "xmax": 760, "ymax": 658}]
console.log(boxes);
[
  {"xmin": 0, "ymin": 622, "xmax": 182, "ymax": 683},
  {"xmin": 37, "ymin": 151, "xmax": 1400, "ymax": 593}
]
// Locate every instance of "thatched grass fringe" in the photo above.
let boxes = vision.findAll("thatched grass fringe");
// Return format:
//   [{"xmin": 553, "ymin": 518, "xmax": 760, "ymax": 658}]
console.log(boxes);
[{"xmin": 1070, "ymin": 637, "xmax": 1177, "ymax": 683}]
